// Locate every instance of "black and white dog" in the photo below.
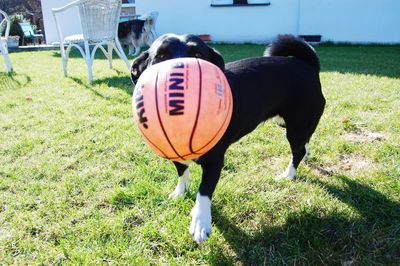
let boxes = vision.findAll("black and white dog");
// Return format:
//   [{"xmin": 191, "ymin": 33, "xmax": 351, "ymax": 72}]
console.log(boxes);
[
  {"xmin": 130, "ymin": 33, "xmax": 325, "ymax": 243},
  {"xmin": 118, "ymin": 17, "xmax": 155, "ymax": 56}
]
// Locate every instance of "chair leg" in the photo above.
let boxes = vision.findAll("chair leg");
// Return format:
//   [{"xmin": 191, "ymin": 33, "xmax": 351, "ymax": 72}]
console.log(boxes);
[
  {"xmin": 114, "ymin": 38, "xmax": 130, "ymax": 70},
  {"xmin": 1, "ymin": 45, "xmax": 12, "ymax": 73},
  {"xmin": 107, "ymin": 42, "xmax": 113, "ymax": 69},
  {"xmin": 4, "ymin": 53, "xmax": 12, "ymax": 73},
  {"xmin": 61, "ymin": 45, "xmax": 70, "ymax": 77},
  {"xmin": 62, "ymin": 57, "xmax": 68, "ymax": 77},
  {"xmin": 84, "ymin": 41, "xmax": 93, "ymax": 81}
]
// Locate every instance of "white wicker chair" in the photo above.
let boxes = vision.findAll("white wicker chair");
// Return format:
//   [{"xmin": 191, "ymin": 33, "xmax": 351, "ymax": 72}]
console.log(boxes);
[
  {"xmin": 0, "ymin": 9, "xmax": 12, "ymax": 73},
  {"xmin": 52, "ymin": 0, "xmax": 130, "ymax": 81}
]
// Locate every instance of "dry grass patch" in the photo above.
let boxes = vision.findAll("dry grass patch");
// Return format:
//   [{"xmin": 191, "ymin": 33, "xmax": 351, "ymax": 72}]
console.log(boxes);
[
  {"xmin": 309, "ymin": 154, "xmax": 377, "ymax": 177},
  {"xmin": 343, "ymin": 127, "xmax": 389, "ymax": 143}
]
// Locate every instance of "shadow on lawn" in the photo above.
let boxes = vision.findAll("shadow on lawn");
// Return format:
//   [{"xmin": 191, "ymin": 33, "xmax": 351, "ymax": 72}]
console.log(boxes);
[
  {"xmin": 51, "ymin": 49, "xmax": 137, "ymax": 61},
  {"xmin": 210, "ymin": 175, "xmax": 400, "ymax": 265},
  {"xmin": 70, "ymin": 75, "xmax": 133, "ymax": 100},
  {"xmin": 0, "ymin": 71, "xmax": 31, "ymax": 90},
  {"xmin": 92, "ymin": 75, "xmax": 134, "ymax": 94}
]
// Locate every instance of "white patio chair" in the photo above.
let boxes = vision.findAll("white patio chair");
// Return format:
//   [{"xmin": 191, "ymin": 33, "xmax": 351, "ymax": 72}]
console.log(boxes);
[
  {"xmin": 52, "ymin": 0, "xmax": 130, "ymax": 81},
  {"xmin": 0, "ymin": 9, "xmax": 12, "ymax": 73}
]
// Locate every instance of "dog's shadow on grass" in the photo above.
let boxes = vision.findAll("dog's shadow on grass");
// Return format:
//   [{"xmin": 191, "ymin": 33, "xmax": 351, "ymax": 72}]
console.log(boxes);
[{"xmin": 210, "ymin": 174, "xmax": 400, "ymax": 265}]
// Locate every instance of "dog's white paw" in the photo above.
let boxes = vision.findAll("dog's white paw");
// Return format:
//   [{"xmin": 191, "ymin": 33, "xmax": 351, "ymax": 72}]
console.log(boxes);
[
  {"xmin": 189, "ymin": 214, "xmax": 212, "ymax": 243},
  {"xmin": 275, "ymin": 161, "xmax": 296, "ymax": 181},
  {"xmin": 168, "ymin": 169, "xmax": 189, "ymax": 199},
  {"xmin": 275, "ymin": 172, "xmax": 295, "ymax": 181},
  {"xmin": 168, "ymin": 183, "xmax": 188, "ymax": 199},
  {"xmin": 189, "ymin": 194, "xmax": 212, "ymax": 243}
]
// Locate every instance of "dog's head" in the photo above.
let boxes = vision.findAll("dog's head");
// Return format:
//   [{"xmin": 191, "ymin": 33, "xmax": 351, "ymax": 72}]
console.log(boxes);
[{"xmin": 130, "ymin": 33, "xmax": 225, "ymax": 84}]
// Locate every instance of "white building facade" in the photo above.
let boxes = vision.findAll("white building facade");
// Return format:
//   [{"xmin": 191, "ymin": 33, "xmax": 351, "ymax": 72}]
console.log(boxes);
[{"xmin": 41, "ymin": 0, "xmax": 400, "ymax": 44}]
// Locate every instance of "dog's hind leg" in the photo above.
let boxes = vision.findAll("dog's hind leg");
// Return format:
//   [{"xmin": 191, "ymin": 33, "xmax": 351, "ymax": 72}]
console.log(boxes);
[
  {"xmin": 276, "ymin": 145, "xmax": 306, "ymax": 181},
  {"xmin": 169, "ymin": 161, "xmax": 191, "ymax": 199},
  {"xmin": 276, "ymin": 110, "xmax": 322, "ymax": 180}
]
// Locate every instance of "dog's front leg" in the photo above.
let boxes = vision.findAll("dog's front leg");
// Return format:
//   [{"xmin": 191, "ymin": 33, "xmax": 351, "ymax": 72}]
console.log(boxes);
[
  {"xmin": 169, "ymin": 161, "xmax": 191, "ymax": 199},
  {"xmin": 190, "ymin": 159, "xmax": 223, "ymax": 243},
  {"xmin": 128, "ymin": 44, "xmax": 134, "ymax": 56}
]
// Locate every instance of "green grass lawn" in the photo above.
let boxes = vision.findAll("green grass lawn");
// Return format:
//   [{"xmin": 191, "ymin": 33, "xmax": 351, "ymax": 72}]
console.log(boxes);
[{"xmin": 1, "ymin": 44, "xmax": 399, "ymax": 265}]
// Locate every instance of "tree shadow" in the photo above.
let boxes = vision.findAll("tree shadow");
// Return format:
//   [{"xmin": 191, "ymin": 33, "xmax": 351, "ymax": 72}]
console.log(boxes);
[
  {"xmin": 0, "ymin": 71, "xmax": 31, "ymax": 90},
  {"xmin": 210, "ymin": 175, "xmax": 400, "ymax": 265}
]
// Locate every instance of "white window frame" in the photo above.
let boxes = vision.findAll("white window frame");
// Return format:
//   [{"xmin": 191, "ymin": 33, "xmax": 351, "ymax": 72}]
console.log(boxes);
[{"xmin": 211, "ymin": 0, "xmax": 233, "ymax": 5}]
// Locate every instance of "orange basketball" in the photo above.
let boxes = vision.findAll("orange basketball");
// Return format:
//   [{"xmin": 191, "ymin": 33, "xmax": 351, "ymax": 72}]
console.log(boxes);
[{"xmin": 132, "ymin": 58, "xmax": 233, "ymax": 161}]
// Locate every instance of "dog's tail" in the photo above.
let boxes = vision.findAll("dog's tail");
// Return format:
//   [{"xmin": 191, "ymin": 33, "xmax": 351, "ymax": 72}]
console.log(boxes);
[{"xmin": 265, "ymin": 35, "xmax": 320, "ymax": 71}]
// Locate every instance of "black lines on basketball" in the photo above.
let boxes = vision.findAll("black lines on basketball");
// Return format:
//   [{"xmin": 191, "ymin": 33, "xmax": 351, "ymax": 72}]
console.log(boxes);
[
  {"xmin": 192, "ymin": 81, "xmax": 233, "ymax": 154},
  {"xmin": 154, "ymin": 69, "xmax": 185, "ymax": 161},
  {"xmin": 188, "ymin": 59, "xmax": 203, "ymax": 154},
  {"xmin": 191, "ymin": 67, "xmax": 232, "ymax": 156},
  {"xmin": 137, "ymin": 125, "xmax": 169, "ymax": 159}
]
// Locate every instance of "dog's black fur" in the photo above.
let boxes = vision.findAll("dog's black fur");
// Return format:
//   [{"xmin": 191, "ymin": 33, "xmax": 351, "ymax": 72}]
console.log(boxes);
[{"xmin": 130, "ymin": 33, "xmax": 325, "ymax": 242}]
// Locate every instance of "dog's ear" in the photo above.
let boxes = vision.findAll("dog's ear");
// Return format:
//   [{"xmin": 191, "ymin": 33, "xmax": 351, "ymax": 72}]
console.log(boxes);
[
  {"xmin": 131, "ymin": 51, "xmax": 150, "ymax": 84},
  {"xmin": 208, "ymin": 47, "xmax": 225, "ymax": 71}
]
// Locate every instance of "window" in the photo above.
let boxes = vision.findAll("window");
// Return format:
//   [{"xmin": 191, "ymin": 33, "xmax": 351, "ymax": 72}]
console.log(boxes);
[{"xmin": 211, "ymin": 0, "xmax": 271, "ymax": 6}]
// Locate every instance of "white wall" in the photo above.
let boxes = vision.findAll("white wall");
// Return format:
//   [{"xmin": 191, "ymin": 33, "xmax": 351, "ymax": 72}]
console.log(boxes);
[
  {"xmin": 136, "ymin": 0, "xmax": 299, "ymax": 43},
  {"xmin": 41, "ymin": 0, "xmax": 400, "ymax": 44},
  {"xmin": 299, "ymin": 0, "xmax": 400, "ymax": 43},
  {"xmin": 41, "ymin": 0, "xmax": 82, "ymax": 44},
  {"xmin": 136, "ymin": 0, "xmax": 400, "ymax": 43}
]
